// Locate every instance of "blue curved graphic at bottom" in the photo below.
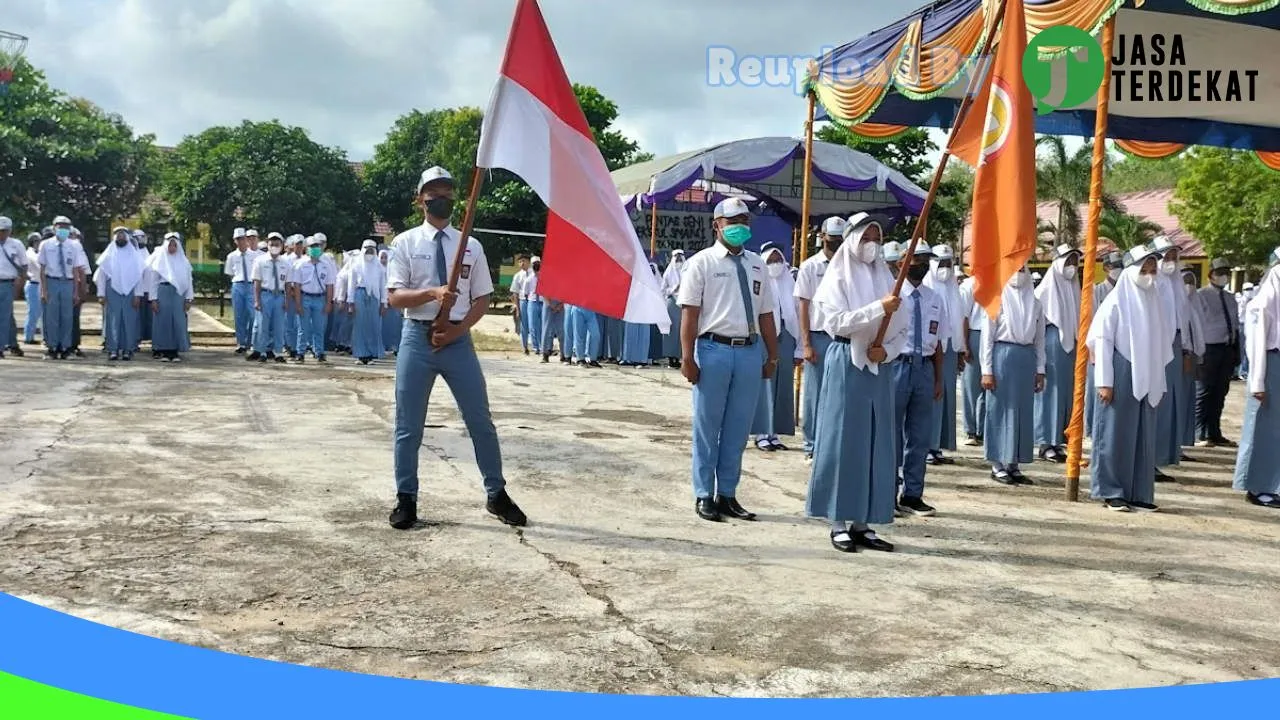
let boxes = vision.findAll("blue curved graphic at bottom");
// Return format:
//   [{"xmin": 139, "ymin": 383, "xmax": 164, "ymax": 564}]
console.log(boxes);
[{"xmin": 0, "ymin": 592, "xmax": 1276, "ymax": 719}]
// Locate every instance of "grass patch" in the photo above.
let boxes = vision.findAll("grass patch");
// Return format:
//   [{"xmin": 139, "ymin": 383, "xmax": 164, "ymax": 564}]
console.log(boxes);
[{"xmin": 472, "ymin": 331, "xmax": 522, "ymax": 353}]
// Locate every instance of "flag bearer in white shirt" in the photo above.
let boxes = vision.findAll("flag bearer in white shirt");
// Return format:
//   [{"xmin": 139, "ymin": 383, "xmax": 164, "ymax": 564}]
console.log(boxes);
[{"xmin": 893, "ymin": 244, "xmax": 947, "ymax": 517}]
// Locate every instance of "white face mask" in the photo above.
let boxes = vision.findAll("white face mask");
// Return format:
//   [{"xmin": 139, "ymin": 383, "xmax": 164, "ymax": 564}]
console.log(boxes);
[
  {"xmin": 1183, "ymin": 283, "xmax": 1195, "ymax": 297},
  {"xmin": 1108, "ymin": 268, "xmax": 1121, "ymax": 282},
  {"xmin": 1062, "ymin": 266, "xmax": 1077, "ymax": 281},
  {"xmin": 936, "ymin": 267, "xmax": 953, "ymax": 283},
  {"xmin": 1010, "ymin": 271, "xmax": 1029, "ymax": 288},
  {"xmin": 1135, "ymin": 273, "xmax": 1156, "ymax": 291},
  {"xmin": 1161, "ymin": 260, "xmax": 1177, "ymax": 275},
  {"xmin": 858, "ymin": 242, "xmax": 879, "ymax": 264},
  {"xmin": 768, "ymin": 263, "xmax": 786, "ymax": 279},
  {"xmin": 268, "ymin": 246, "xmax": 281, "ymax": 257}
]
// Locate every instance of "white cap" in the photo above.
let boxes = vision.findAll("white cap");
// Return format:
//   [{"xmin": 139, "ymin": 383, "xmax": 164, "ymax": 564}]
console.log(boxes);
[
  {"xmin": 883, "ymin": 241, "xmax": 902, "ymax": 263},
  {"xmin": 416, "ymin": 166, "xmax": 454, "ymax": 194},
  {"xmin": 246, "ymin": 229, "xmax": 260, "ymax": 238},
  {"xmin": 306, "ymin": 235, "xmax": 323, "ymax": 247},
  {"xmin": 361, "ymin": 239, "xmax": 377, "ymax": 250},
  {"xmin": 672, "ymin": 248, "xmax": 685, "ymax": 256},
  {"xmin": 257, "ymin": 240, "xmax": 267, "ymax": 249},
  {"xmin": 931, "ymin": 244, "xmax": 954, "ymax": 260},
  {"xmin": 1032, "ymin": 272, "xmax": 1043, "ymax": 280},
  {"xmin": 531, "ymin": 255, "xmax": 542, "ymax": 264},
  {"xmin": 1055, "ymin": 243, "xmax": 1079, "ymax": 259},
  {"xmin": 267, "ymin": 231, "xmax": 284, "ymax": 241},
  {"xmin": 53, "ymin": 215, "xmax": 72, "ymax": 226},
  {"xmin": 0, "ymin": 216, "xmax": 12, "ymax": 231},
  {"xmin": 1125, "ymin": 245, "xmax": 1158, "ymax": 267},
  {"xmin": 284, "ymin": 236, "xmax": 299, "ymax": 247},
  {"xmin": 1243, "ymin": 282, "xmax": 1255, "ymax": 290},
  {"xmin": 713, "ymin": 197, "xmax": 750, "ymax": 220},
  {"xmin": 821, "ymin": 217, "xmax": 847, "ymax": 237},
  {"xmin": 909, "ymin": 242, "xmax": 934, "ymax": 258},
  {"xmin": 111, "ymin": 226, "xmax": 130, "ymax": 236},
  {"xmin": 1151, "ymin": 235, "xmax": 1176, "ymax": 254},
  {"xmin": 313, "ymin": 232, "xmax": 327, "ymax": 245},
  {"xmin": 233, "ymin": 227, "xmax": 247, "ymax": 239},
  {"xmin": 164, "ymin": 231, "xmax": 181, "ymax": 241}
]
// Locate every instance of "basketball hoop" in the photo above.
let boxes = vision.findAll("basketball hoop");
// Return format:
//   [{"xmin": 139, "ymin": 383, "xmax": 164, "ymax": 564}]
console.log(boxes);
[{"xmin": 0, "ymin": 30, "xmax": 29, "ymax": 96}]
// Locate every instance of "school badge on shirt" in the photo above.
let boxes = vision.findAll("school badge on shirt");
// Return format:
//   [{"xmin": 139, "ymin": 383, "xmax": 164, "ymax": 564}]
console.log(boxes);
[
  {"xmin": 929, "ymin": 320, "xmax": 939, "ymax": 336},
  {"xmin": 461, "ymin": 264, "xmax": 472, "ymax": 280},
  {"xmin": 752, "ymin": 280, "xmax": 761, "ymax": 295}
]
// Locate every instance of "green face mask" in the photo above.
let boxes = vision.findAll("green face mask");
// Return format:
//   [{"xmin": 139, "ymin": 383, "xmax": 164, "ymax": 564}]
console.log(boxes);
[
  {"xmin": 308, "ymin": 247, "xmax": 322, "ymax": 259},
  {"xmin": 721, "ymin": 224, "xmax": 751, "ymax": 247}
]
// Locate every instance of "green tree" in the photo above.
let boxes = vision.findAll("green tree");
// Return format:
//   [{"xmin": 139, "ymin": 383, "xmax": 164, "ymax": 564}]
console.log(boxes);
[
  {"xmin": 815, "ymin": 124, "xmax": 937, "ymax": 183},
  {"xmin": 1170, "ymin": 147, "xmax": 1280, "ymax": 265},
  {"xmin": 1035, "ymin": 136, "xmax": 1120, "ymax": 248},
  {"xmin": 161, "ymin": 120, "xmax": 369, "ymax": 257},
  {"xmin": 1098, "ymin": 208, "xmax": 1162, "ymax": 251},
  {"xmin": 1106, "ymin": 151, "xmax": 1185, "ymax": 194},
  {"xmin": 0, "ymin": 58, "xmax": 158, "ymax": 249}
]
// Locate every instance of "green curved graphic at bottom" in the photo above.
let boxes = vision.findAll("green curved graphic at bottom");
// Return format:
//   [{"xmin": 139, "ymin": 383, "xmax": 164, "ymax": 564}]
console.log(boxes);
[{"xmin": 0, "ymin": 671, "xmax": 191, "ymax": 719}]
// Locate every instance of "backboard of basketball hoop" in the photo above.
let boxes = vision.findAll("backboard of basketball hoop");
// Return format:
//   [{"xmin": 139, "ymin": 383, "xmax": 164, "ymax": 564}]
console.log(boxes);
[{"xmin": 0, "ymin": 30, "xmax": 30, "ymax": 95}]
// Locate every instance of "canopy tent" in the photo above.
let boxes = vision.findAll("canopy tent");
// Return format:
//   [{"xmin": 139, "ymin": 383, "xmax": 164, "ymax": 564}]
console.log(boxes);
[
  {"xmin": 611, "ymin": 136, "xmax": 929, "ymax": 224},
  {"xmin": 808, "ymin": 0, "xmax": 1280, "ymax": 162}
]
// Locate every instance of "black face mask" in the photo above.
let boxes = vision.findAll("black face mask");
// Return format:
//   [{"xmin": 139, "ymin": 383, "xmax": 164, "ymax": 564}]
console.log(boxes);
[
  {"xmin": 115, "ymin": 237, "xmax": 128, "ymax": 247},
  {"xmin": 425, "ymin": 196, "xmax": 455, "ymax": 220},
  {"xmin": 532, "ymin": 262, "xmax": 541, "ymax": 272},
  {"xmin": 907, "ymin": 263, "xmax": 929, "ymax": 283}
]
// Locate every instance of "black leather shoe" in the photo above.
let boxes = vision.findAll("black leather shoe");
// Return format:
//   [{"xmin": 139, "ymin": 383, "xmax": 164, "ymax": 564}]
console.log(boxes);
[
  {"xmin": 486, "ymin": 490, "xmax": 527, "ymax": 527},
  {"xmin": 1010, "ymin": 470, "xmax": 1033, "ymax": 485},
  {"xmin": 853, "ymin": 530, "xmax": 895, "ymax": 552},
  {"xmin": 695, "ymin": 497, "xmax": 722, "ymax": 522},
  {"xmin": 830, "ymin": 530, "xmax": 857, "ymax": 553},
  {"xmin": 389, "ymin": 494, "xmax": 417, "ymax": 530},
  {"xmin": 715, "ymin": 495, "xmax": 756, "ymax": 521}
]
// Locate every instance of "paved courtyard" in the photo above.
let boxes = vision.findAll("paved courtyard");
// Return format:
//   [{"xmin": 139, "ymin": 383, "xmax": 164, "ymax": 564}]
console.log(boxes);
[{"xmin": 2, "ymin": 315, "xmax": 1278, "ymax": 697}]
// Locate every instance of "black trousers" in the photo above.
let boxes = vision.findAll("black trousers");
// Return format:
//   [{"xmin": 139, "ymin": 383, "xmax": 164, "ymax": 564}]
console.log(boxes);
[
  {"xmin": 1196, "ymin": 342, "xmax": 1234, "ymax": 441},
  {"xmin": 72, "ymin": 303, "xmax": 82, "ymax": 349}
]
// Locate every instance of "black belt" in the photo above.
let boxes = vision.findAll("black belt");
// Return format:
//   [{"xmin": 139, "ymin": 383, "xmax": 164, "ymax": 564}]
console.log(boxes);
[
  {"xmin": 233, "ymin": 279, "xmax": 251, "ymax": 284},
  {"xmin": 833, "ymin": 336, "xmax": 851, "ymax": 345},
  {"xmin": 160, "ymin": 281, "xmax": 173, "ymax": 287},
  {"xmin": 699, "ymin": 332, "xmax": 756, "ymax": 347},
  {"xmin": 410, "ymin": 318, "xmax": 462, "ymax": 326},
  {"xmin": 303, "ymin": 292, "xmax": 324, "ymax": 297}
]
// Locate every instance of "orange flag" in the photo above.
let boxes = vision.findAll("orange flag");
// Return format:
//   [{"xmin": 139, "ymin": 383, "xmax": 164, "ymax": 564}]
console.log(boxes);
[{"xmin": 949, "ymin": 0, "xmax": 1037, "ymax": 320}]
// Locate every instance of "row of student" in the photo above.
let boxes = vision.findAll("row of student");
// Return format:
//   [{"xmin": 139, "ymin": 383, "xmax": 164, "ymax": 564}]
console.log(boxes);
[
  {"xmin": 0, "ymin": 218, "xmax": 194, "ymax": 362},
  {"xmin": 223, "ymin": 230, "xmax": 398, "ymax": 365}
]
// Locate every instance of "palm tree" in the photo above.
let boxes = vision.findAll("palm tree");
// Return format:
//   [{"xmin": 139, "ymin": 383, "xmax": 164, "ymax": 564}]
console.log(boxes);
[
  {"xmin": 1036, "ymin": 137, "xmax": 1122, "ymax": 246},
  {"xmin": 1098, "ymin": 208, "xmax": 1163, "ymax": 251}
]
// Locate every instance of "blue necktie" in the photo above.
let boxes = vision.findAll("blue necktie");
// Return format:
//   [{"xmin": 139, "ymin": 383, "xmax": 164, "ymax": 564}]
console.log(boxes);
[
  {"xmin": 433, "ymin": 231, "xmax": 448, "ymax": 287},
  {"xmin": 912, "ymin": 292, "xmax": 923, "ymax": 363},
  {"xmin": 730, "ymin": 253, "xmax": 756, "ymax": 336},
  {"xmin": 58, "ymin": 241, "xmax": 67, "ymax": 279},
  {"xmin": 241, "ymin": 253, "xmax": 248, "ymax": 282},
  {"xmin": 272, "ymin": 259, "xmax": 279, "ymax": 292}
]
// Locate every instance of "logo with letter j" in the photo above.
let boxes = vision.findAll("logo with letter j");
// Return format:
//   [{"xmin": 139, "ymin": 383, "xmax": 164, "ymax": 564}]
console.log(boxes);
[{"xmin": 1022, "ymin": 25, "xmax": 1106, "ymax": 115}]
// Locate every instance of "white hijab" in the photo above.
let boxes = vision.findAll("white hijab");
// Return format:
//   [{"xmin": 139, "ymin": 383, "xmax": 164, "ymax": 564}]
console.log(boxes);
[
  {"xmin": 1155, "ymin": 263, "xmax": 1187, "ymax": 345},
  {"xmin": 998, "ymin": 271, "xmax": 1038, "ymax": 344},
  {"xmin": 145, "ymin": 237, "xmax": 193, "ymax": 296},
  {"xmin": 762, "ymin": 247, "xmax": 799, "ymax": 335},
  {"xmin": 813, "ymin": 220, "xmax": 908, "ymax": 373},
  {"xmin": 1250, "ymin": 262, "xmax": 1280, "ymax": 352},
  {"xmin": 352, "ymin": 248, "xmax": 383, "ymax": 288},
  {"xmin": 1087, "ymin": 265, "xmax": 1174, "ymax": 406},
  {"xmin": 924, "ymin": 258, "xmax": 964, "ymax": 351},
  {"xmin": 96, "ymin": 237, "xmax": 147, "ymax": 296},
  {"xmin": 1035, "ymin": 254, "xmax": 1082, "ymax": 353},
  {"xmin": 663, "ymin": 251, "xmax": 685, "ymax": 296}
]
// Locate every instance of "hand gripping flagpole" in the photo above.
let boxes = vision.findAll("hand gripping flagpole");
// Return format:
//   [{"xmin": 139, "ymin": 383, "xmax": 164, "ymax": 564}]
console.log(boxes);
[
  {"xmin": 434, "ymin": 167, "xmax": 487, "ymax": 341},
  {"xmin": 867, "ymin": 0, "xmax": 1007, "ymax": 361},
  {"xmin": 795, "ymin": 89, "xmax": 817, "ymax": 427},
  {"xmin": 1066, "ymin": 16, "xmax": 1117, "ymax": 500}
]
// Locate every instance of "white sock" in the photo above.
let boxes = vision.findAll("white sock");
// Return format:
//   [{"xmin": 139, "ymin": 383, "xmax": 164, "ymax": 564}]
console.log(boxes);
[{"xmin": 830, "ymin": 520, "xmax": 847, "ymax": 533}]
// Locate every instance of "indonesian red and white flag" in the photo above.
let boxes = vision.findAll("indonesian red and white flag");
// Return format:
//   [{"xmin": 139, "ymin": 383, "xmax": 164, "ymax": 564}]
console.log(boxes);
[{"xmin": 476, "ymin": 0, "xmax": 670, "ymax": 332}]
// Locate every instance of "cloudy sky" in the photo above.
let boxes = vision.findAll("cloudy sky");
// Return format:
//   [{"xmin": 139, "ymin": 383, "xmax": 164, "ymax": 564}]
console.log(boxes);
[{"xmin": 10, "ymin": 0, "xmax": 933, "ymax": 162}]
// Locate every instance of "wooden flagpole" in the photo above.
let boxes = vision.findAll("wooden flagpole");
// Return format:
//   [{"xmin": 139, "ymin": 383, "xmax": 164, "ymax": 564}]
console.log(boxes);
[
  {"xmin": 1066, "ymin": 16, "xmax": 1117, "ymax": 500},
  {"xmin": 868, "ymin": 0, "xmax": 1006, "ymax": 357},
  {"xmin": 795, "ymin": 90, "xmax": 817, "ymax": 426},
  {"xmin": 434, "ymin": 167, "xmax": 487, "ymax": 341}
]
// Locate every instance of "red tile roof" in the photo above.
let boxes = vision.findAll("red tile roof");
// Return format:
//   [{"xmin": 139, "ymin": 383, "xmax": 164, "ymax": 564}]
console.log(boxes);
[{"xmin": 962, "ymin": 188, "xmax": 1204, "ymax": 263}]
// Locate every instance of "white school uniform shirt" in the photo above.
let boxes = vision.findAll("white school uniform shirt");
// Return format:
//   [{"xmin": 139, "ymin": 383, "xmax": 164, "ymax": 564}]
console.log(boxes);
[
  {"xmin": 676, "ymin": 242, "xmax": 775, "ymax": 337},
  {"xmin": 26, "ymin": 246, "xmax": 41, "ymax": 282},
  {"xmin": 898, "ymin": 283, "xmax": 948, "ymax": 357},
  {"xmin": 225, "ymin": 248, "xmax": 261, "ymax": 283},
  {"xmin": 980, "ymin": 290, "xmax": 1047, "ymax": 376},
  {"xmin": 0, "ymin": 237, "xmax": 28, "ymax": 280},
  {"xmin": 347, "ymin": 255, "xmax": 388, "ymax": 305},
  {"xmin": 523, "ymin": 273, "xmax": 541, "ymax": 302},
  {"xmin": 36, "ymin": 238, "xmax": 88, "ymax": 279},
  {"xmin": 253, "ymin": 253, "xmax": 291, "ymax": 293},
  {"xmin": 292, "ymin": 257, "xmax": 336, "ymax": 295},
  {"xmin": 958, "ymin": 276, "xmax": 989, "ymax": 337},
  {"xmin": 793, "ymin": 252, "xmax": 833, "ymax": 336},
  {"xmin": 387, "ymin": 223, "xmax": 495, "ymax": 323},
  {"xmin": 1244, "ymin": 268, "xmax": 1279, "ymax": 395},
  {"xmin": 510, "ymin": 268, "xmax": 528, "ymax": 299}
]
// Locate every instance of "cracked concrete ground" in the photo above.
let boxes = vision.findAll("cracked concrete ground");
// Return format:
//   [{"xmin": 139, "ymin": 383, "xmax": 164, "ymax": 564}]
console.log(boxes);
[{"xmin": 3, "ymin": 321, "xmax": 1279, "ymax": 698}]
